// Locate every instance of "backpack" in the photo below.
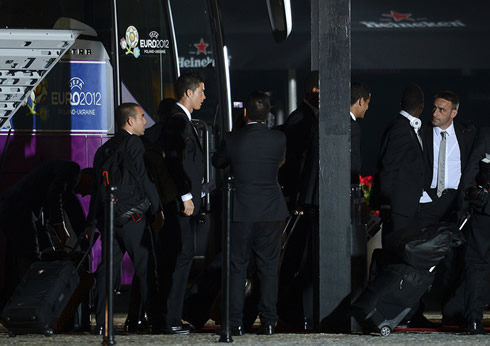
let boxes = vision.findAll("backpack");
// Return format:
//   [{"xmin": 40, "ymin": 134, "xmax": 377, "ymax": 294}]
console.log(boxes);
[{"xmin": 97, "ymin": 136, "xmax": 150, "ymax": 226}]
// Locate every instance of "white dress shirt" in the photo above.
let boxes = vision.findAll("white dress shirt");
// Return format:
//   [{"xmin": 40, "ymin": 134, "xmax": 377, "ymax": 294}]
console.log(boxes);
[{"xmin": 430, "ymin": 123, "xmax": 461, "ymax": 190}]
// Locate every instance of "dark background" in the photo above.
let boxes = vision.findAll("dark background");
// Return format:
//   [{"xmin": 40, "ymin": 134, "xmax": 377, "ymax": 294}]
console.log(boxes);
[{"xmin": 220, "ymin": 0, "xmax": 490, "ymax": 175}]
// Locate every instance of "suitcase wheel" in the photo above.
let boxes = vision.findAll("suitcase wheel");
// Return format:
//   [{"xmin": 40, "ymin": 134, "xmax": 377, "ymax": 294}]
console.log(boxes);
[
  {"xmin": 379, "ymin": 325, "xmax": 391, "ymax": 337},
  {"xmin": 8, "ymin": 331, "xmax": 16, "ymax": 337},
  {"xmin": 44, "ymin": 329, "xmax": 54, "ymax": 337}
]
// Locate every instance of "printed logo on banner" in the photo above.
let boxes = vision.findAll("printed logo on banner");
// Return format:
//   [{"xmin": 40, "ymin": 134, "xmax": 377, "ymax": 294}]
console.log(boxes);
[
  {"xmin": 179, "ymin": 37, "xmax": 215, "ymax": 69},
  {"xmin": 120, "ymin": 26, "xmax": 170, "ymax": 58},
  {"xmin": 120, "ymin": 26, "xmax": 141, "ymax": 58},
  {"xmin": 360, "ymin": 10, "xmax": 466, "ymax": 29},
  {"xmin": 11, "ymin": 61, "xmax": 110, "ymax": 132}
]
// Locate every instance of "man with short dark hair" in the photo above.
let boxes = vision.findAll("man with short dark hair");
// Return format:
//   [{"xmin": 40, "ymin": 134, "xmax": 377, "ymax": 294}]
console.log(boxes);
[
  {"xmin": 417, "ymin": 91, "xmax": 476, "ymax": 227},
  {"xmin": 350, "ymin": 82, "xmax": 371, "ymax": 184},
  {"xmin": 213, "ymin": 91, "xmax": 289, "ymax": 336},
  {"xmin": 92, "ymin": 102, "xmax": 163, "ymax": 335},
  {"xmin": 371, "ymin": 84, "xmax": 425, "ymax": 238},
  {"xmin": 157, "ymin": 71, "xmax": 206, "ymax": 334}
]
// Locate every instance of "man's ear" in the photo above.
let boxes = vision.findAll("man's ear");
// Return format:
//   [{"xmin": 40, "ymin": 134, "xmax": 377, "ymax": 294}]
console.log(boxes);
[
  {"xmin": 185, "ymin": 88, "xmax": 192, "ymax": 98},
  {"xmin": 451, "ymin": 108, "xmax": 458, "ymax": 119}
]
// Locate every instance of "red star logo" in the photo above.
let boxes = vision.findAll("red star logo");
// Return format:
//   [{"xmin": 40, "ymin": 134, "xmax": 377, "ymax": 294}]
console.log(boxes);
[
  {"xmin": 382, "ymin": 10, "xmax": 414, "ymax": 22},
  {"xmin": 194, "ymin": 38, "xmax": 209, "ymax": 55}
]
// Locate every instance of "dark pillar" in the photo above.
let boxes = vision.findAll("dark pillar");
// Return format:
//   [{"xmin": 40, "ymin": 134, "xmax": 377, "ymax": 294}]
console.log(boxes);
[{"xmin": 312, "ymin": 0, "xmax": 353, "ymax": 333}]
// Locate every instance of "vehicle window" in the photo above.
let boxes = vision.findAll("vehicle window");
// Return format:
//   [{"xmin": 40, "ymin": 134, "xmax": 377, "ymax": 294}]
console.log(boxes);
[{"xmin": 117, "ymin": 0, "xmax": 177, "ymax": 120}]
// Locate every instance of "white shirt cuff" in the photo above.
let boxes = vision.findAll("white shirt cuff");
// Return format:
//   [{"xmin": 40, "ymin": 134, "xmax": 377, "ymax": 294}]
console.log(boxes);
[{"xmin": 181, "ymin": 193, "xmax": 193, "ymax": 202}]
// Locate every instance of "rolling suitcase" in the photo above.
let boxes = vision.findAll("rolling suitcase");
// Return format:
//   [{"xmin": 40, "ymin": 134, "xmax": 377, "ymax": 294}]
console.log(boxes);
[
  {"xmin": 1, "ymin": 231, "xmax": 96, "ymax": 336},
  {"xmin": 350, "ymin": 258, "xmax": 435, "ymax": 336},
  {"xmin": 1, "ymin": 260, "xmax": 81, "ymax": 336}
]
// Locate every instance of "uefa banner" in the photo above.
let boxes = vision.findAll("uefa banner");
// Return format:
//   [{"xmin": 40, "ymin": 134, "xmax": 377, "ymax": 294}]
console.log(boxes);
[{"xmin": 10, "ymin": 60, "xmax": 113, "ymax": 133}]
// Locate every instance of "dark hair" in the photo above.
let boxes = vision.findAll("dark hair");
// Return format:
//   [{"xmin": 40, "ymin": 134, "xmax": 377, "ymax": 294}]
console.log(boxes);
[
  {"xmin": 115, "ymin": 102, "xmax": 139, "ymax": 129},
  {"xmin": 350, "ymin": 82, "xmax": 371, "ymax": 106},
  {"xmin": 304, "ymin": 70, "xmax": 319, "ymax": 95},
  {"xmin": 245, "ymin": 91, "xmax": 270, "ymax": 122},
  {"xmin": 435, "ymin": 90, "xmax": 459, "ymax": 110},
  {"xmin": 157, "ymin": 97, "xmax": 176, "ymax": 121},
  {"xmin": 401, "ymin": 84, "xmax": 424, "ymax": 113},
  {"xmin": 175, "ymin": 71, "xmax": 204, "ymax": 100}
]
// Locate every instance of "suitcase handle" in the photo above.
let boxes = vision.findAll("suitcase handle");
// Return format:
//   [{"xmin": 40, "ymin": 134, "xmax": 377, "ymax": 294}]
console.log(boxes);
[{"xmin": 72, "ymin": 228, "xmax": 99, "ymax": 274}]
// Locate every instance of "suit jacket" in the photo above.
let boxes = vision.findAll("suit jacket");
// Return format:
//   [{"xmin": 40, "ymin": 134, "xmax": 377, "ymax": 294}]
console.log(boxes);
[
  {"xmin": 351, "ymin": 118, "xmax": 361, "ymax": 184},
  {"xmin": 160, "ymin": 104, "xmax": 205, "ymax": 215},
  {"xmin": 279, "ymin": 102, "xmax": 317, "ymax": 200},
  {"xmin": 92, "ymin": 130, "xmax": 161, "ymax": 224},
  {"xmin": 421, "ymin": 121, "xmax": 476, "ymax": 199},
  {"xmin": 297, "ymin": 121, "xmax": 319, "ymax": 207},
  {"xmin": 459, "ymin": 127, "xmax": 490, "ymax": 213},
  {"xmin": 372, "ymin": 115, "xmax": 424, "ymax": 216},
  {"xmin": 212, "ymin": 123, "xmax": 289, "ymax": 222}
]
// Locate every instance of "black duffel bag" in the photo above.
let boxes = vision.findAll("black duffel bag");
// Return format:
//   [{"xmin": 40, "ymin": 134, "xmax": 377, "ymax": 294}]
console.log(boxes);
[{"xmin": 383, "ymin": 222, "xmax": 466, "ymax": 270}]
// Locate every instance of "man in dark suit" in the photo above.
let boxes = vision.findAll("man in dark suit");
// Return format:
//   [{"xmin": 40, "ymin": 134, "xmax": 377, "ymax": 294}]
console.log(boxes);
[
  {"xmin": 371, "ymin": 84, "xmax": 425, "ymax": 239},
  {"xmin": 213, "ymin": 91, "xmax": 289, "ymax": 336},
  {"xmin": 158, "ymin": 71, "xmax": 206, "ymax": 334},
  {"xmin": 277, "ymin": 71, "xmax": 318, "ymax": 329},
  {"xmin": 350, "ymin": 82, "xmax": 371, "ymax": 184},
  {"xmin": 417, "ymin": 91, "xmax": 476, "ymax": 227},
  {"xmin": 446, "ymin": 128, "xmax": 490, "ymax": 334},
  {"xmin": 91, "ymin": 103, "xmax": 163, "ymax": 334},
  {"xmin": 414, "ymin": 91, "xmax": 476, "ymax": 326}
]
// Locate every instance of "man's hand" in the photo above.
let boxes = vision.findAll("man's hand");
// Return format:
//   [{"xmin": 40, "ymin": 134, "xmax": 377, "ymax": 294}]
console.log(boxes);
[
  {"xmin": 182, "ymin": 199, "xmax": 194, "ymax": 216},
  {"xmin": 151, "ymin": 210, "xmax": 165, "ymax": 230}
]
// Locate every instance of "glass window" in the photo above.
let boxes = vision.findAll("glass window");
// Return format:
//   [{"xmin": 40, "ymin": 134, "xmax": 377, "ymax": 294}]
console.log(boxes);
[
  {"xmin": 170, "ymin": 0, "xmax": 220, "ymax": 126},
  {"xmin": 117, "ymin": 0, "xmax": 177, "ymax": 120}
]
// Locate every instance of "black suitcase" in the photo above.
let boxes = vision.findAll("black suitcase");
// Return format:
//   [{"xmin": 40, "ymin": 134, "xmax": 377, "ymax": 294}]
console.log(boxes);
[
  {"xmin": 1, "ymin": 260, "xmax": 80, "ymax": 336},
  {"xmin": 350, "ymin": 256, "xmax": 435, "ymax": 336},
  {"xmin": 1, "ymin": 230, "xmax": 97, "ymax": 336}
]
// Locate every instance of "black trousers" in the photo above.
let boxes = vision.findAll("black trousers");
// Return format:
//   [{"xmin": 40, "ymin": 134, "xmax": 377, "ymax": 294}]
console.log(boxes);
[
  {"xmin": 463, "ymin": 212, "xmax": 490, "ymax": 323},
  {"xmin": 94, "ymin": 217, "xmax": 153, "ymax": 326},
  {"xmin": 229, "ymin": 220, "xmax": 282, "ymax": 327},
  {"xmin": 158, "ymin": 202, "xmax": 195, "ymax": 327},
  {"xmin": 416, "ymin": 189, "xmax": 458, "ymax": 228}
]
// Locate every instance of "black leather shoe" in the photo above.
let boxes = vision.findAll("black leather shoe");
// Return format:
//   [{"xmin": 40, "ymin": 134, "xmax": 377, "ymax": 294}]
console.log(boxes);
[
  {"xmin": 93, "ymin": 325, "xmax": 104, "ymax": 336},
  {"xmin": 124, "ymin": 317, "xmax": 150, "ymax": 333},
  {"xmin": 467, "ymin": 320, "xmax": 486, "ymax": 334},
  {"xmin": 163, "ymin": 323, "xmax": 192, "ymax": 335},
  {"xmin": 216, "ymin": 325, "xmax": 244, "ymax": 336},
  {"xmin": 256, "ymin": 324, "xmax": 274, "ymax": 335}
]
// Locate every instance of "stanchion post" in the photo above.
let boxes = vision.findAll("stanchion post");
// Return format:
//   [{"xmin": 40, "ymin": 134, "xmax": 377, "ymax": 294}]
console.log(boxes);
[
  {"xmin": 219, "ymin": 176, "xmax": 233, "ymax": 343},
  {"xmin": 103, "ymin": 186, "xmax": 116, "ymax": 345}
]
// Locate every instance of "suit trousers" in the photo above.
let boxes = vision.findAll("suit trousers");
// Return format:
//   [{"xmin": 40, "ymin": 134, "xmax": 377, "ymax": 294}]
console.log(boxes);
[
  {"xmin": 464, "ymin": 212, "xmax": 490, "ymax": 323},
  {"xmin": 160, "ymin": 201, "xmax": 195, "ymax": 327},
  {"xmin": 94, "ymin": 217, "xmax": 153, "ymax": 326},
  {"xmin": 229, "ymin": 220, "xmax": 282, "ymax": 327},
  {"xmin": 416, "ymin": 189, "xmax": 458, "ymax": 228}
]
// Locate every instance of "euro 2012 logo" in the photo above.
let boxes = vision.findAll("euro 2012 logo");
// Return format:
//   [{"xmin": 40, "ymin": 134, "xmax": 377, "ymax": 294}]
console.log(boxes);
[{"xmin": 120, "ymin": 26, "xmax": 140, "ymax": 58}]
